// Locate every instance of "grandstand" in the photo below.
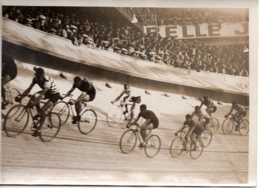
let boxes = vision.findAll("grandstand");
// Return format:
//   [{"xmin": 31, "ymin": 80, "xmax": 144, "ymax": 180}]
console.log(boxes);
[{"xmin": 3, "ymin": 6, "xmax": 249, "ymax": 76}]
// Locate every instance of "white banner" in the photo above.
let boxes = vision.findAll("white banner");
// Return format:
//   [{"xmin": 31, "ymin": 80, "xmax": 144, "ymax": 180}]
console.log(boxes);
[{"xmin": 144, "ymin": 22, "xmax": 248, "ymax": 39}]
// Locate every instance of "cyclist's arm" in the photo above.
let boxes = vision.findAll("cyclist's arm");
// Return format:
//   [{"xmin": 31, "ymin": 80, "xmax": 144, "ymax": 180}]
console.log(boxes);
[
  {"xmin": 225, "ymin": 107, "xmax": 234, "ymax": 117},
  {"xmin": 199, "ymin": 101, "xmax": 204, "ymax": 109},
  {"xmin": 65, "ymin": 86, "xmax": 75, "ymax": 96},
  {"xmin": 175, "ymin": 123, "xmax": 187, "ymax": 134},
  {"xmin": 20, "ymin": 82, "xmax": 35, "ymax": 98},
  {"xmin": 132, "ymin": 114, "xmax": 141, "ymax": 125},
  {"xmin": 114, "ymin": 90, "xmax": 125, "ymax": 101},
  {"xmin": 32, "ymin": 87, "xmax": 49, "ymax": 105}
]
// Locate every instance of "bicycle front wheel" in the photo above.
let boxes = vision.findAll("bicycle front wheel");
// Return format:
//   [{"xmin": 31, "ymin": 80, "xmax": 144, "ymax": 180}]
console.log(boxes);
[
  {"xmin": 208, "ymin": 118, "xmax": 219, "ymax": 134},
  {"xmin": 222, "ymin": 118, "xmax": 234, "ymax": 135},
  {"xmin": 78, "ymin": 109, "xmax": 97, "ymax": 135},
  {"xmin": 39, "ymin": 112, "xmax": 61, "ymax": 142},
  {"xmin": 4, "ymin": 104, "xmax": 29, "ymax": 137},
  {"xmin": 239, "ymin": 119, "xmax": 249, "ymax": 136},
  {"xmin": 170, "ymin": 137, "xmax": 184, "ymax": 158},
  {"xmin": 189, "ymin": 140, "xmax": 203, "ymax": 159},
  {"xmin": 145, "ymin": 134, "xmax": 161, "ymax": 158},
  {"xmin": 51, "ymin": 101, "xmax": 70, "ymax": 125},
  {"xmin": 119, "ymin": 129, "xmax": 137, "ymax": 154},
  {"xmin": 200, "ymin": 128, "xmax": 212, "ymax": 148},
  {"xmin": 106, "ymin": 105, "xmax": 124, "ymax": 128}
]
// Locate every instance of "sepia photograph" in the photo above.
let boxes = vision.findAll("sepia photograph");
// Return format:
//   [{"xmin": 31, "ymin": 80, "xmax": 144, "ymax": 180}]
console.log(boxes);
[{"xmin": 0, "ymin": 0, "xmax": 257, "ymax": 186}]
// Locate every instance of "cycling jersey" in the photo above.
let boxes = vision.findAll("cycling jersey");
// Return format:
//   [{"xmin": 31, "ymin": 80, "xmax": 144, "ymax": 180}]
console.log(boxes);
[
  {"xmin": 73, "ymin": 80, "xmax": 96, "ymax": 101},
  {"xmin": 138, "ymin": 110, "xmax": 159, "ymax": 128},
  {"xmin": 32, "ymin": 76, "xmax": 57, "ymax": 92},
  {"xmin": 184, "ymin": 119, "xmax": 202, "ymax": 135},
  {"xmin": 202, "ymin": 99, "xmax": 215, "ymax": 107},
  {"xmin": 192, "ymin": 109, "xmax": 210, "ymax": 120}
]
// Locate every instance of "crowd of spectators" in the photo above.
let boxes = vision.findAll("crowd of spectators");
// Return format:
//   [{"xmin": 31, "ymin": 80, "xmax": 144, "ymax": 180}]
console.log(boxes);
[
  {"xmin": 3, "ymin": 6, "xmax": 249, "ymax": 77},
  {"xmin": 130, "ymin": 8, "xmax": 249, "ymax": 26}
]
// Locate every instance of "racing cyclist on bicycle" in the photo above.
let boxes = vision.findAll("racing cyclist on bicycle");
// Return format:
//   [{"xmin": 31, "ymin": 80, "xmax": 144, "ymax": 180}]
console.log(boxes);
[
  {"xmin": 64, "ymin": 76, "xmax": 96, "ymax": 124},
  {"xmin": 15, "ymin": 67, "xmax": 62, "ymax": 137},
  {"xmin": 111, "ymin": 84, "xmax": 130, "ymax": 115},
  {"xmin": 131, "ymin": 104, "xmax": 159, "ymax": 147},
  {"xmin": 2, "ymin": 52, "xmax": 17, "ymax": 109},
  {"xmin": 199, "ymin": 96, "xmax": 217, "ymax": 117},
  {"xmin": 191, "ymin": 106, "xmax": 210, "ymax": 130},
  {"xmin": 224, "ymin": 101, "xmax": 247, "ymax": 131},
  {"xmin": 175, "ymin": 114, "xmax": 203, "ymax": 151}
]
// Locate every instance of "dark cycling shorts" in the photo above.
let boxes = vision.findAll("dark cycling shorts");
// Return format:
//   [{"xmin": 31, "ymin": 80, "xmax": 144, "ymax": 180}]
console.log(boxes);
[
  {"xmin": 152, "ymin": 119, "xmax": 159, "ymax": 129},
  {"xmin": 193, "ymin": 126, "xmax": 203, "ymax": 135},
  {"xmin": 44, "ymin": 90, "xmax": 61, "ymax": 104},
  {"xmin": 88, "ymin": 88, "xmax": 96, "ymax": 101}
]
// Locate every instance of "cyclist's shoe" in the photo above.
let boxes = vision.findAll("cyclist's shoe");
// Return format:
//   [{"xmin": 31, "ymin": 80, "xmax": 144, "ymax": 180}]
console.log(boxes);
[
  {"xmin": 72, "ymin": 116, "xmax": 80, "ymax": 124},
  {"xmin": 31, "ymin": 130, "xmax": 40, "ymax": 137},
  {"xmin": 138, "ymin": 143, "xmax": 145, "ymax": 147},
  {"xmin": 15, "ymin": 96, "xmax": 22, "ymax": 102},
  {"xmin": 235, "ymin": 126, "xmax": 239, "ymax": 131}
]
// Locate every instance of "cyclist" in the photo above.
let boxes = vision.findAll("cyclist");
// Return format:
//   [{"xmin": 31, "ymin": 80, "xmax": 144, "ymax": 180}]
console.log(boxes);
[
  {"xmin": 224, "ymin": 101, "xmax": 247, "ymax": 131},
  {"xmin": 199, "ymin": 96, "xmax": 217, "ymax": 117},
  {"xmin": 111, "ymin": 84, "xmax": 131, "ymax": 115},
  {"xmin": 2, "ymin": 52, "xmax": 17, "ymax": 109},
  {"xmin": 64, "ymin": 76, "xmax": 96, "ymax": 124},
  {"xmin": 15, "ymin": 67, "xmax": 61, "ymax": 136},
  {"xmin": 175, "ymin": 114, "xmax": 203, "ymax": 150},
  {"xmin": 131, "ymin": 104, "xmax": 159, "ymax": 147},
  {"xmin": 191, "ymin": 106, "xmax": 210, "ymax": 130}
]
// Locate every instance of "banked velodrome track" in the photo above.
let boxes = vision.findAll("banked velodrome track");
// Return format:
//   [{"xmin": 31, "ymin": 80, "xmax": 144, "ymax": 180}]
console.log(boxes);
[
  {"xmin": 1, "ymin": 19, "xmax": 250, "ymax": 185},
  {"xmin": 1, "ymin": 65, "xmax": 249, "ymax": 185}
]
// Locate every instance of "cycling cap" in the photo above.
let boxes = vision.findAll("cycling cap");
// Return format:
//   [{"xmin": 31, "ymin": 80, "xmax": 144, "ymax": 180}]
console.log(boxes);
[
  {"xmin": 203, "ymin": 96, "xmax": 208, "ymax": 100},
  {"xmin": 74, "ymin": 76, "xmax": 81, "ymax": 83},
  {"xmin": 34, "ymin": 67, "xmax": 45, "ymax": 75}
]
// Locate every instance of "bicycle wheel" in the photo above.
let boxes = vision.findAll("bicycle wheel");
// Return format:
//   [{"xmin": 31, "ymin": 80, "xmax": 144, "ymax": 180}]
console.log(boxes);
[
  {"xmin": 189, "ymin": 140, "xmax": 204, "ymax": 159},
  {"xmin": 222, "ymin": 118, "xmax": 234, "ymax": 135},
  {"xmin": 39, "ymin": 112, "xmax": 61, "ymax": 142},
  {"xmin": 51, "ymin": 101, "xmax": 70, "ymax": 125},
  {"xmin": 4, "ymin": 104, "xmax": 29, "ymax": 137},
  {"xmin": 119, "ymin": 129, "xmax": 137, "ymax": 154},
  {"xmin": 78, "ymin": 109, "xmax": 97, "ymax": 135},
  {"xmin": 170, "ymin": 137, "xmax": 184, "ymax": 158},
  {"xmin": 208, "ymin": 118, "xmax": 219, "ymax": 134},
  {"xmin": 6, "ymin": 88, "xmax": 21, "ymax": 105},
  {"xmin": 106, "ymin": 105, "xmax": 124, "ymax": 128},
  {"xmin": 200, "ymin": 129, "xmax": 212, "ymax": 148},
  {"xmin": 239, "ymin": 119, "xmax": 249, "ymax": 136},
  {"xmin": 145, "ymin": 134, "xmax": 161, "ymax": 158}
]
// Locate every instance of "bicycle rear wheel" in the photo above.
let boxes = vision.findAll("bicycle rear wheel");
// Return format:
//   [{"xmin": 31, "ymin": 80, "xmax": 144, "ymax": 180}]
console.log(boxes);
[
  {"xmin": 78, "ymin": 109, "xmax": 97, "ymax": 135},
  {"xmin": 208, "ymin": 118, "xmax": 219, "ymax": 134},
  {"xmin": 145, "ymin": 134, "xmax": 161, "ymax": 158},
  {"xmin": 51, "ymin": 101, "xmax": 70, "ymax": 125},
  {"xmin": 170, "ymin": 137, "xmax": 184, "ymax": 158},
  {"xmin": 239, "ymin": 119, "xmax": 249, "ymax": 136},
  {"xmin": 189, "ymin": 140, "xmax": 203, "ymax": 159},
  {"xmin": 39, "ymin": 112, "xmax": 61, "ymax": 142},
  {"xmin": 119, "ymin": 129, "xmax": 137, "ymax": 154},
  {"xmin": 222, "ymin": 118, "xmax": 234, "ymax": 135},
  {"xmin": 4, "ymin": 104, "xmax": 29, "ymax": 137},
  {"xmin": 200, "ymin": 128, "xmax": 212, "ymax": 148},
  {"xmin": 106, "ymin": 105, "xmax": 124, "ymax": 128}
]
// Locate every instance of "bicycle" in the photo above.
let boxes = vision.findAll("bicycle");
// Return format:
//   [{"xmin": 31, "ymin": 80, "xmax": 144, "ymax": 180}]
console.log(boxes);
[
  {"xmin": 222, "ymin": 114, "xmax": 249, "ymax": 136},
  {"xmin": 51, "ymin": 94, "xmax": 97, "ymax": 135},
  {"xmin": 170, "ymin": 127, "xmax": 204, "ymax": 159},
  {"xmin": 207, "ymin": 117, "xmax": 219, "ymax": 134},
  {"xmin": 3, "ymin": 94, "xmax": 61, "ymax": 142},
  {"xmin": 119, "ymin": 122, "xmax": 161, "ymax": 158},
  {"xmin": 106, "ymin": 99, "xmax": 135, "ymax": 128}
]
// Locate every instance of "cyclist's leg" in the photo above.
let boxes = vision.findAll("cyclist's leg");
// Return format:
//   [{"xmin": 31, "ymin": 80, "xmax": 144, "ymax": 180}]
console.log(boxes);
[
  {"xmin": 140, "ymin": 119, "xmax": 152, "ymax": 144},
  {"xmin": 75, "ymin": 92, "xmax": 90, "ymax": 117},
  {"xmin": 1, "ymin": 74, "xmax": 11, "ymax": 107}
]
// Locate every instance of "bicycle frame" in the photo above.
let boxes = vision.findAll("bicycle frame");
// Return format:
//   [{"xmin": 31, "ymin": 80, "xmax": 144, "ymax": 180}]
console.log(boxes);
[{"xmin": 129, "ymin": 124, "xmax": 152, "ymax": 144}]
